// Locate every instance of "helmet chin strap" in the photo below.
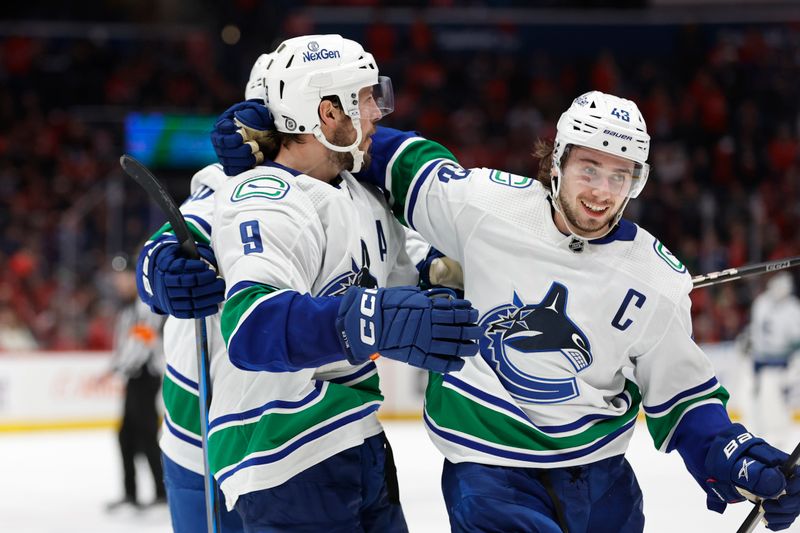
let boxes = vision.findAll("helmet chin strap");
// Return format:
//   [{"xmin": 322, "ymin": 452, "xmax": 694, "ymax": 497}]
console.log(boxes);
[{"xmin": 312, "ymin": 116, "xmax": 366, "ymax": 173}]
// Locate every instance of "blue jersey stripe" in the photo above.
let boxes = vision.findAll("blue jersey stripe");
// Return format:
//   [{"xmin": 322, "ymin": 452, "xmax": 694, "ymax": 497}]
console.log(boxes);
[
  {"xmin": 444, "ymin": 375, "xmax": 529, "ymax": 420},
  {"xmin": 226, "ymin": 280, "xmax": 263, "ymax": 299},
  {"xmin": 166, "ymin": 363, "xmax": 199, "ymax": 391},
  {"xmin": 644, "ymin": 377, "xmax": 719, "ymax": 415},
  {"xmin": 406, "ymin": 159, "xmax": 444, "ymax": 231},
  {"xmin": 164, "ymin": 415, "xmax": 202, "ymax": 448},
  {"xmin": 217, "ymin": 403, "xmax": 380, "ymax": 484},
  {"xmin": 425, "ymin": 411, "xmax": 636, "ymax": 464},
  {"xmin": 209, "ymin": 382, "xmax": 324, "ymax": 432},
  {"xmin": 185, "ymin": 214, "xmax": 212, "ymax": 236}
]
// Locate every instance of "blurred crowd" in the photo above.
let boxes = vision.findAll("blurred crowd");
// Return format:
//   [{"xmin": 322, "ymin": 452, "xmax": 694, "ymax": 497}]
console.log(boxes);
[{"xmin": 0, "ymin": 11, "xmax": 798, "ymax": 350}]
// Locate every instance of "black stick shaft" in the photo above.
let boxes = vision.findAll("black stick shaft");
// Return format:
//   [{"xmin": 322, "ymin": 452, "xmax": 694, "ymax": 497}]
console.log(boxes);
[
  {"xmin": 119, "ymin": 155, "xmax": 221, "ymax": 533},
  {"xmin": 692, "ymin": 257, "xmax": 800, "ymax": 289}
]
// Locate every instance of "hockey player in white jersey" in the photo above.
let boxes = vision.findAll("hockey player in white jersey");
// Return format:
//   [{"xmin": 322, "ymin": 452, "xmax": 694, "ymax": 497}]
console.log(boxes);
[
  {"xmin": 134, "ymin": 53, "xmax": 277, "ymax": 533},
  {"xmin": 355, "ymin": 91, "xmax": 800, "ymax": 532},
  {"xmin": 139, "ymin": 35, "xmax": 481, "ymax": 532},
  {"xmin": 749, "ymin": 272, "xmax": 800, "ymax": 443},
  {"xmin": 212, "ymin": 89, "xmax": 800, "ymax": 531}
]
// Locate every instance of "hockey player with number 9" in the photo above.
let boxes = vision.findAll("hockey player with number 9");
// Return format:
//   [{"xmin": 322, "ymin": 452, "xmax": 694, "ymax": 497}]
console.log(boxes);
[
  {"xmin": 139, "ymin": 34, "xmax": 481, "ymax": 532},
  {"xmin": 213, "ymin": 89, "xmax": 800, "ymax": 531}
]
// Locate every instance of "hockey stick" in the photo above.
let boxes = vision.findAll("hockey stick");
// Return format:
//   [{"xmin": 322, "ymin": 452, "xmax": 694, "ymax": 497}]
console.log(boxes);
[
  {"xmin": 119, "ymin": 155, "xmax": 221, "ymax": 533},
  {"xmin": 692, "ymin": 256, "xmax": 800, "ymax": 289},
  {"xmin": 736, "ymin": 440, "xmax": 800, "ymax": 533}
]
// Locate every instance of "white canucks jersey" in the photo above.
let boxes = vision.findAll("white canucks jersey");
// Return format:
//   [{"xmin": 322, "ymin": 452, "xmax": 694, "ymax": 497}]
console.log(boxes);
[
  {"xmin": 377, "ymin": 132, "xmax": 728, "ymax": 469},
  {"xmin": 148, "ymin": 164, "xmax": 222, "ymax": 475},
  {"xmin": 211, "ymin": 162, "xmax": 418, "ymax": 510},
  {"xmin": 154, "ymin": 165, "xmax": 432, "ymax": 478}
]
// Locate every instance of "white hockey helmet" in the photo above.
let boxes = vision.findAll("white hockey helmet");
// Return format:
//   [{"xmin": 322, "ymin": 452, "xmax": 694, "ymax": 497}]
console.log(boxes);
[
  {"xmin": 245, "ymin": 53, "xmax": 271, "ymax": 102},
  {"xmin": 263, "ymin": 34, "xmax": 394, "ymax": 172},
  {"xmin": 553, "ymin": 91, "xmax": 651, "ymax": 200},
  {"xmin": 767, "ymin": 272, "xmax": 794, "ymax": 299}
]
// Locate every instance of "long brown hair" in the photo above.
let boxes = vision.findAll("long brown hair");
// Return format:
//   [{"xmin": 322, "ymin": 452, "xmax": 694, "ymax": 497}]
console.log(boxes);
[{"xmin": 532, "ymin": 138, "xmax": 555, "ymax": 192}]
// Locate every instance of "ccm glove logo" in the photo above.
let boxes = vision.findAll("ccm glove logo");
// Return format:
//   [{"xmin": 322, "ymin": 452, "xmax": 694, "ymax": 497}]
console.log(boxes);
[
  {"xmin": 724, "ymin": 432, "xmax": 754, "ymax": 459},
  {"xmin": 360, "ymin": 289, "xmax": 378, "ymax": 345}
]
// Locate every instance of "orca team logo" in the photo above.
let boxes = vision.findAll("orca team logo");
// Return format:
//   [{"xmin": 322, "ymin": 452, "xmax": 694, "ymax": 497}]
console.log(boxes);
[
  {"xmin": 319, "ymin": 258, "xmax": 377, "ymax": 297},
  {"xmin": 480, "ymin": 282, "xmax": 593, "ymax": 404}
]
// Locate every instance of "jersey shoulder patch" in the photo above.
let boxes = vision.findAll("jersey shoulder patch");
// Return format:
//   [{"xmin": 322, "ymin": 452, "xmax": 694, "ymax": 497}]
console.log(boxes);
[
  {"xmin": 486, "ymin": 169, "xmax": 534, "ymax": 189},
  {"xmin": 652, "ymin": 239, "xmax": 687, "ymax": 273},
  {"xmin": 622, "ymin": 226, "xmax": 692, "ymax": 302},
  {"xmin": 231, "ymin": 174, "xmax": 291, "ymax": 203}
]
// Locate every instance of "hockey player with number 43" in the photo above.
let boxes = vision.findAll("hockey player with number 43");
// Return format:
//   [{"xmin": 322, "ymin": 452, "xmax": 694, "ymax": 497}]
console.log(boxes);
[
  {"xmin": 212, "ymin": 90, "xmax": 800, "ymax": 531},
  {"xmin": 357, "ymin": 92, "xmax": 800, "ymax": 532}
]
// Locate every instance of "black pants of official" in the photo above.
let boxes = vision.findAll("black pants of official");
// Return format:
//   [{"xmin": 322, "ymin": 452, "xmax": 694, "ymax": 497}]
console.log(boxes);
[{"xmin": 118, "ymin": 369, "xmax": 166, "ymax": 503}]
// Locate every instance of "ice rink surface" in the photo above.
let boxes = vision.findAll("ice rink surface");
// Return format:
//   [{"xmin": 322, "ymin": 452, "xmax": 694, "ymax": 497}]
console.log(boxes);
[{"xmin": 2, "ymin": 421, "xmax": 799, "ymax": 533}]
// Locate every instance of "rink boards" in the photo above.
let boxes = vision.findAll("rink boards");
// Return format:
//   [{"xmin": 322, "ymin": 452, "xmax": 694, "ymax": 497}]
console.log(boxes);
[{"xmin": 1, "ymin": 344, "xmax": 797, "ymax": 431}]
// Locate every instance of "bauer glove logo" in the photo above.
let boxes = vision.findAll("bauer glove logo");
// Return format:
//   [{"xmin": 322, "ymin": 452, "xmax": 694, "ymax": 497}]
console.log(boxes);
[{"xmin": 724, "ymin": 432, "xmax": 754, "ymax": 459}]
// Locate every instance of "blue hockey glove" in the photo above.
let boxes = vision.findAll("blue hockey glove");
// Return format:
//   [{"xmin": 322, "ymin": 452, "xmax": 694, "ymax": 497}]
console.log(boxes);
[
  {"xmin": 211, "ymin": 100, "xmax": 274, "ymax": 176},
  {"xmin": 137, "ymin": 239, "xmax": 225, "ymax": 318},
  {"xmin": 335, "ymin": 286, "xmax": 481, "ymax": 373},
  {"xmin": 704, "ymin": 424, "xmax": 800, "ymax": 530},
  {"xmin": 762, "ymin": 475, "xmax": 800, "ymax": 531}
]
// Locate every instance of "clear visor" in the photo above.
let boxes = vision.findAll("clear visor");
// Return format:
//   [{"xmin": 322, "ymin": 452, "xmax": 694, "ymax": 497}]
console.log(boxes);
[
  {"xmin": 559, "ymin": 146, "xmax": 650, "ymax": 199},
  {"xmin": 358, "ymin": 76, "xmax": 394, "ymax": 121}
]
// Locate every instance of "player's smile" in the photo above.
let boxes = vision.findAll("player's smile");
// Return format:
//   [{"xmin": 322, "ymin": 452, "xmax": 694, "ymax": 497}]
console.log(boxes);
[{"xmin": 578, "ymin": 198, "xmax": 611, "ymax": 218}]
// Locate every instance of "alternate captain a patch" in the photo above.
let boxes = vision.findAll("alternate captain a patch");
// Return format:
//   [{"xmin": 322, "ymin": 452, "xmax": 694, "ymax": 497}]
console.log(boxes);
[{"xmin": 480, "ymin": 282, "xmax": 593, "ymax": 404}]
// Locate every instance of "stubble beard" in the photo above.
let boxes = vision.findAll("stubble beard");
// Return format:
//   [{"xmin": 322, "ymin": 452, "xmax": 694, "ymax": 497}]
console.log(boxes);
[
  {"xmin": 328, "ymin": 122, "xmax": 371, "ymax": 172},
  {"xmin": 560, "ymin": 195, "xmax": 615, "ymax": 236}
]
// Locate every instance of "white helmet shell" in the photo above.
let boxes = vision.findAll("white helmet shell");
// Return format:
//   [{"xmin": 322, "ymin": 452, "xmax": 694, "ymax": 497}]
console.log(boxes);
[
  {"xmin": 264, "ymin": 34, "xmax": 380, "ymax": 135},
  {"xmin": 245, "ymin": 53, "xmax": 271, "ymax": 102},
  {"xmin": 554, "ymin": 91, "xmax": 651, "ymax": 198}
]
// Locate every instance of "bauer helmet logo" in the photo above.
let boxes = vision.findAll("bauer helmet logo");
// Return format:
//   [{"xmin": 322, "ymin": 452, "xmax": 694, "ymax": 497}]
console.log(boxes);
[
  {"xmin": 603, "ymin": 129, "xmax": 633, "ymax": 141},
  {"xmin": 285, "ymin": 117, "xmax": 297, "ymax": 131},
  {"xmin": 307, "ymin": 41, "xmax": 320, "ymax": 52}
]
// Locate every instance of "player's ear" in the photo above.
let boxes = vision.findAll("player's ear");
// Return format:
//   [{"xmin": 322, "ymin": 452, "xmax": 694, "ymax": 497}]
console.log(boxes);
[{"xmin": 318, "ymin": 99, "xmax": 340, "ymax": 128}]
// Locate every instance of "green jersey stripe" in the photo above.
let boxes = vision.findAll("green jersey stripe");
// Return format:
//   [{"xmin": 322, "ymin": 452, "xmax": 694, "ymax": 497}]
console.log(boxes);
[
  {"xmin": 208, "ymin": 379, "xmax": 383, "ymax": 474},
  {"xmin": 150, "ymin": 220, "xmax": 211, "ymax": 245},
  {"xmin": 387, "ymin": 139, "xmax": 457, "ymax": 221},
  {"xmin": 162, "ymin": 374, "xmax": 201, "ymax": 436},
  {"xmin": 220, "ymin": 284, "xmax": 281, "ymax": 346},
  {"xmin": 426, "ymin": 373, "xmax": 642, "ymax": 451}
]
